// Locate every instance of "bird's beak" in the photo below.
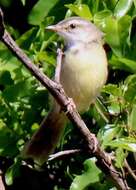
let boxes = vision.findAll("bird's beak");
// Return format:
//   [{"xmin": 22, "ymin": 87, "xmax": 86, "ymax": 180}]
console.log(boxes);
[{"xmin": 46, "ymin": 25, "xmax": 60, "ymax": 32}]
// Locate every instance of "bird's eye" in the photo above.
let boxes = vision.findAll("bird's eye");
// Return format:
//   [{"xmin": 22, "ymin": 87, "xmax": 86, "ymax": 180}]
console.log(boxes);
[{"xmin": 69, "ymin": 23, "xmax": 76, "ymax": 29}]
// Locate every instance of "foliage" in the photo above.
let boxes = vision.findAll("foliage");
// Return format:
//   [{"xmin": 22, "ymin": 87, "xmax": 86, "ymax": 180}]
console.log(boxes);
[{"xmin": 0, "ymin": 0, "xmax": 136, "ymax": 189}]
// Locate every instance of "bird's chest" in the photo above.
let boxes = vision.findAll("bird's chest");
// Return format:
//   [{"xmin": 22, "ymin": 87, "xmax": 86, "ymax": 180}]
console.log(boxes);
[{"xmin": 60, "ymin": 43, "xmax": 107, "ymax": 112}]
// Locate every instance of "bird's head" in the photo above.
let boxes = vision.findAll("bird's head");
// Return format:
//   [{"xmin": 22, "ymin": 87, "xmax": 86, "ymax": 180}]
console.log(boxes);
[{"xmin": 46, "ymin": 17, "xmax": 103, "ymax": 46}]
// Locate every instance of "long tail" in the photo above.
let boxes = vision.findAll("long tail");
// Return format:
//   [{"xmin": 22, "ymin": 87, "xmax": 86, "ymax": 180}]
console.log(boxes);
[{"xmin": 22, "ymin": 103, "xmax": 66, "ymax": 165}]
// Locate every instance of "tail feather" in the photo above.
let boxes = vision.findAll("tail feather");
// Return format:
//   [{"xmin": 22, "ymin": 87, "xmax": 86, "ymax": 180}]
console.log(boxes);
[{"xmin": 22, "ymin": 104, "xmax": 66, "ymax": 165}]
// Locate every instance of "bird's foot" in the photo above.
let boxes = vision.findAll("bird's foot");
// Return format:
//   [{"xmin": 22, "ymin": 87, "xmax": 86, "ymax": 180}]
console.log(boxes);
[{"xmin": 66, "ymin": 98, "xmax": 76, "ymax": 113}]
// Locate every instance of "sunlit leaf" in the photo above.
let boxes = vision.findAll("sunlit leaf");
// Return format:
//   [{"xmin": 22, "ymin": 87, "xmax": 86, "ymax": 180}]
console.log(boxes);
[
  {"xmin": 94, "ymin": 12, "xmax": 131, "ymax": 56},
  {"xmin": 98, "ymin": 124, "xmax": 122, "ymax": 147},
  {"xmin": 114, "ymin": 0, "xmax": 133, "ymax": 19},
  {"xmin": 115, "ymin": 148, "xmax": 126, "ymax": 168},
  {"xmin": 102, "ymin": 84, "xmax": 121, "ymax": 96},
  {"xmin": 28, "ymin": 0, "xmax": 59, "ymax": 25},
  {"xmin": 106, "ymin": 137, "xmax": 136, "ymax": 152},
  {"xmin": 110, "ymin": 56, "xmax": 136, "ymax": 73},
  {"xmin": 128, "ymin": 104, "xmax": 136, "ymax": 130},
  {"xmin": 124, "ymin": 75, "xmax": 136, "ymax": 102},
  {"xmin": 70, "ymin": 158, "xmax": 101, "ymax": 190},
  {"xmin": 20, "ymin": 0, "xmax": 26, "ymax": 6},
  {"xmin": 65, "ymin": 4, "xmax": 92, "ymax": 20},
  {"xmin": 5, "ymin": 157, "xmax": 21, "ymax": 185}
]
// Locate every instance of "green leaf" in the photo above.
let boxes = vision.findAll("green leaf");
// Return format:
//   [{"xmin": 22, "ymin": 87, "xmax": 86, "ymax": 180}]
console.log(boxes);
[
  {"xmin": 94, "ymin": 10, "xmax": 113, "ymax": 28},
  {"xmin": 128, "ymin": 104, "xmax": 136, "ymax": 130},
  {"xmin": 110, "ymin": 56, "xmax": 136, "ymax": 73},
  {"xmin": 65, "ymin": 4, "xmax": 92, "ymax": 20},
  {"xmin": 5, "ymin": 157, "xmax": 21, "ymax": 185},
  {"xmin": 2, "ymin": 79, "xmax": 35, "ymax": 102},
  {"xmin": 28, "ymin": 0, "xmax": 59, "ymax": 25},
  {"xmin": 105, "ymin": 16, "xmax": 131, "ymax": 56},
  {"xmin": 106, "ymin": 137, "xmax": 136, "ymax": 152},
  {"xmin": 0, "ymin": 122, "xmax": 19, "ymax": 157},
  {"xmin": 16, "ymin": 27, "xmax": 38, "ymax": 50},
  {"xmin": 102, "ymin": 84, "xmax": 121, "ymax": 96},
  {"xmin": 114, "ymin": 0, "xmax": 133, "ymax": 19},
  {"xmin": 36, "ymin": 51, "xmax": 55, "ymax": 66},
  {"xmin": 70, "ymin": 158, "xmax": 101, "ymax": 190},
  {"xmin": 115, "ymin": 148, "xmax": 126, "ymax": 168},
  {"xmin": 94, "ymin": 12, "xmax": 131, "ymax": 56},
  {"xmin": 98, "ymin": 124, "xmax": 121, "ymax": 148},
  {"xmin": 20, "ymin": 0, "xmax": 26, "ymax": 6},
  {"xmin": 0, "ymin": 70, "xmax": 13, "ymax": 86},
  {"xmin": 0, "ymin": 0, "xmax": 12, "ymax": 7},
  {"xmin": 124, "ymin": 75, "xmax": 136, "ymax": 102}
]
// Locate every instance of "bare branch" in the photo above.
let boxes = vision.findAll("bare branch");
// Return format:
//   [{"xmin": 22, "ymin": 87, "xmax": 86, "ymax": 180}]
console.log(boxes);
[
  {"xmin": 124, "ymin": 159, "xmax": 136, "ymax": 181},
  {"xmin": 0, "ymin": 8, "xmax": 131, "ymax": 190},
  {"xmin": 48, "ymin": 149, "xmax": 81, "ymax": 161}
]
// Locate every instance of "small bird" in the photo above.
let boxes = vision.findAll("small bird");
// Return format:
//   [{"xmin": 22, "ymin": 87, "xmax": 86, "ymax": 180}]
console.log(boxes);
[{"xmin": 22, "ymin": 17, "xmax": 108, "ymax": 165}]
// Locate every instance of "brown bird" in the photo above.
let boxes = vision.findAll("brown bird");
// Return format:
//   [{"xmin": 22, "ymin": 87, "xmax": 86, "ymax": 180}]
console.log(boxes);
[{"xmin": 22, "ymin": 17, "xmax": 108, "ymax": 165}]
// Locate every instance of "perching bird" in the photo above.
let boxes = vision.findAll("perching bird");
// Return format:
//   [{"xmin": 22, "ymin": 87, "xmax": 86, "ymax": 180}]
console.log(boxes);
[{"xmin": 22, "ymin": 17, "xmax": 108, "ymax": 165}]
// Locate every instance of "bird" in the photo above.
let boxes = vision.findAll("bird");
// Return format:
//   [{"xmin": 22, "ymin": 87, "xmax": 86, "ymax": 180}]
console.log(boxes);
[{"xmin": 22, "ymin": 17, "xmax": 108, "ymax": 165}]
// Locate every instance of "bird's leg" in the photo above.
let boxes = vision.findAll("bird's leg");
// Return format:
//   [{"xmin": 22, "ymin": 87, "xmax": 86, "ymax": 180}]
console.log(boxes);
[
  {"xmin": 54, "ymin": 48, "xmax": 64, "ymax": 83},
  {"xmin": 66, "ymin": 98, "xmax": 76, "ymax": 113},
  {"xmin": 55, "ymin": 48, "xmax": 76, "ymax": 113}
]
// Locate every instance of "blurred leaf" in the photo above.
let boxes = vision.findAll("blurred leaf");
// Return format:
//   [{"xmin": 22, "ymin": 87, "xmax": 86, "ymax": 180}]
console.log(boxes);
[
  {"xmin": 124, "ymin": 74, "xmax": 136, "ymax": 102},
  {"xmin": 28, "ymin": 0, "xmax": 59, "ymax": 25},
  {"xmin": 2, "ymin": 79, "xmax": 35, "ymax": 102},
  {"xmin": 70, "ymin": 158, "xmax": 101, "ymax": 190},
  {"xmin": 5, "ymin": 157, "xmax": 21, "ymax": 185},
  {"xmin": 31, "ymin": 123, "xmax": 40, "ymax": 132},
  {"xmin": 94, "ymin": 12, "xmax": 131, "ymax": 56},
  {"xmin": 20, "ymin": 0, "xmax": 26, "ymax": 6},
  {"xmin": 98, "ymin": 124, "xmax": 121, "ymax": 147},
  {"xmin": 17, "ymin": 27, "xmax": 38, "ymax": 50},
  {"xmin": 128, "ymin": 104, "xmax": 136, "ymax": 130},
  {"xmin": 108, "ymin": 102, "xmax": 121, "ymax": 115},
  {"xmin": 106, "ymin": 137, "xmax": 136, "ymax": 152},
  {"xmin": 94, "ymin": 10, "xmax": 113, "ymax": 28},
  {"xmin": 36, "ymin": 51, "xmax": 55, "ymax": 65},
  {"xmin": 0, "ymin": 0, "xmax": 12, "ymax": 7},
  {"xmin": 104, "ymin": 15, "xmax": 131, "ymax": 56},
  {"xmin": 115, "ymin": 148, "xmax": 126, "ymax": 168},
  {"xmin": 114, "ymin": 0, "xmax": 133, "ymax": 19},
  {"xmin": 0, "ymin": 70, "xmax": 13, "ymax": 86},
  {"xmin": 94, "ymin": 98, "xmax": 109, "ymax": 123},
  {"xmin": 0, "ymin": 122, "xmax": 19, "ymax": 157},
  {"xmin": 102, "ymin": 84, "xmax": 121, "ymax": 96},
  {"xmin": 65, "ymin": 4, "xmax": 92, "ymax": 20},
  {"xmin": 110, "ymin": 56, "xmax": 136, "ymax": 73}
]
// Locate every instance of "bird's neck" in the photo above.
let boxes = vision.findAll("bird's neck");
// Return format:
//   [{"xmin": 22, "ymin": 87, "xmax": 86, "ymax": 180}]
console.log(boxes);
[{"xmin": 65, "ymin": 39, "xmax": 102, "ymax": 52}]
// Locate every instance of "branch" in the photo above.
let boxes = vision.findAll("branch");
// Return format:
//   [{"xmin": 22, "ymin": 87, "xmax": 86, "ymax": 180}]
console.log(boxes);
[
  {"xmin": 48, "ymin": 149, "xmax": 81, "ymax": 161},
  {"xmin": 0, "ymin": 8, "xmax": 131, "ymax": 190},
  {"xmin": 0, "ymin": 170, "xmax": 5, "ymax": 190},
  {"xmin": 124, "ymin": 159, "xmax": 136, "ymax": 181}
]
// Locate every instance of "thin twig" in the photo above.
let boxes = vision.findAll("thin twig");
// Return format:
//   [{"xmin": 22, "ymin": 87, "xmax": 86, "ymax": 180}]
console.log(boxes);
[
  {"xmin": 0, "ymin": 8, "xmax": 131, "ymax": 190},
  {"xmin": 124, "ymin": 159, "xmax": 136, "ymax": 181},
  {"xmin": 48, "ymin": 149, "xmax": 81, "ymax": 161}
]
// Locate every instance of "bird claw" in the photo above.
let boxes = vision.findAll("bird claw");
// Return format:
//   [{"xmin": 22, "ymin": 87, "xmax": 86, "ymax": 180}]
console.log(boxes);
[{"xmin": 65, "ymin": 98, "xmax": 76, "ymax": 114}]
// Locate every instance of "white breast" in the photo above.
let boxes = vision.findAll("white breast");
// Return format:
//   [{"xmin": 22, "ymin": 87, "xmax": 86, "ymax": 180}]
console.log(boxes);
[{"xmin": 60, "ymin": 42, "xmax": 108, "ymax": 112}]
